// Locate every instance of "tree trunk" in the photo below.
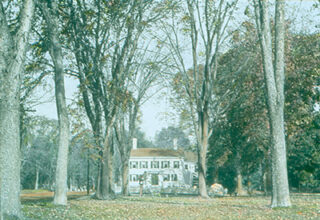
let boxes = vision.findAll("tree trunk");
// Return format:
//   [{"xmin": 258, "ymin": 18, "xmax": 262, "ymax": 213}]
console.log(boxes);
[
  {"xmin": 236, "ymin": 172, "xmax": 243, "ymax": 196},
  {"xmin": 35, "ymin": 167, "xmax": 39, "ymax": 190},
  {"xmin": 115, "ymin": 103, "xmax": 139, "ymax": 196},
  {"xmin": 0, "ymin": 1, "xmax": 34, "ymax": 218},
  {"xmin": 87, "ymin": 149, "xmax": 90, "ymax": 195},
  {"xmin": 214, "ymin": 166, "xmax": 219, "ymax": 184},
  {"xmin": 198, "ymin": 111, "xmax": 209, "ymax": 198},
  {"xmin": 91, "ymin": 176, "xmax": 95, "ymax": 191},
  {"xmin": 40, "ymin": 1, "xmax": 70, "ymax": 205},
  {"xmin": 122, "ymin": 161, "xmax": 130, "ymax": 196},
  {"xmin": 247, "ymin": 178, "xmax": 252, "ymax": 195},
  {"xmin": 235, "ymin": 151, "xmax": 243, "ymax": 196},
  {"xmin": 96, "ymin": 153, "xmax": 112, "ymax": 199},
  {"xmin": 40, "ymin": 2, "xmax": 70, "ymax": 205},
  {"xmin": 263, "ymin": 171, "xmax": 267, "ymax": 194},
  {"xmin": 270, "ymin": 0, "xmax": 291, "ymax": 207},
  {"xmin": 53, "ymin": 59, "xmax": 69, "ymax": 205},
  {"xmin": 96, "ymin": 129, "xmax": 114, "ymax": 199},
  {"xmin": 262, "ymin": 169, "xmax": 272, "ymax": 195},
  {"xmin": 270, "ymin": 109, "xmax": 290, "ymax": 207},
  {"xmin": 0, "ymin": 81, "xmax": 22, "ymax": 219},
  {"xmin": 69, "ymin": 177, "xmax": 73, "ymax": 192},
  {"xmin": 254, "ymin": 0, "xmax": 291, "ymax": 207}
]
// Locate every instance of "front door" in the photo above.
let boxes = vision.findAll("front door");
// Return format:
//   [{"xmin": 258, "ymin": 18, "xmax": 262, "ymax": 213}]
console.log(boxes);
[{"xmin": 151, "ymin": 174, "xmax": 159, "ymax": 185}]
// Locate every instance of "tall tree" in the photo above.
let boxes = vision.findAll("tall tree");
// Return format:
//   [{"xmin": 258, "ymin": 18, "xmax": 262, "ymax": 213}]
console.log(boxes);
[
  {"xmin": 253, "ymin": 0, "xmax": 291, "ymax": 207},
  {"xmin": 39, "ymin": 1, "xmax": 70, "ymax": 205},
  {"xmin": 66, "ymin": 0, "xmax": 135, "ymax": 199},
  {"xmin": 0, "ymin": 0, "xmax": 35, "ymax": 218},
  {"xmin": 65, "ymin": 0, "xmax": 163, "ymax": 199},
  {"xmin": 115, "ymin": 47, "xmax": 168, "ymax": 195},
  {"xmin": 209, "ymin": 20, "xmax": 270, "ymax": 195},
  {"xmin": 285, "ymin": 33, "xmax": 320, "ymax": 192},
  {"xmin": 162, "ymin": 0, "xmax": 238, "ymax": 198}
]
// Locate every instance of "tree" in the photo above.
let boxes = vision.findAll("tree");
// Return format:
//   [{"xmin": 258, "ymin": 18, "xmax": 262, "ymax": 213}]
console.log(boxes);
[
  {"xmin": 162, "ymin": 0, "xmax": 239, "ymax": 198},
  {"xmin": 210, "ymin": 19, "xmax": 270, "ymax": 195},
  {"xmin": 39, "ymin": 1, "xmax": 70, "ymax": 205},
  {"xmin": 65, "ymin": 0, "xmax": 165, "ymax": 199},
  {"xmin": 253, "ymin": 0, "xmax": 291, "ymax": 207},
  {"xmin": 206, "ymin": 31, "xmax": 266, "ymax": 195},
  {"xmin": 68, "ymin": 95, "xmax": 101, "ymax": 194},
  {"xmin": 154, "ymin": 126, "xmax": 191, "ymax": 149},
  {"xmin": 68, "ymin": 131, "xmax": 97, "ymax": 194},
  {"xmin": 207, "ymin": 20, "xmax": 320, "ymax": 195},
  {"xmin": 65, "ymin": 0, "xmax": 137, "ymax": 199},
  {"xmin": 0, "ymin": 0, "xmax": 35, "ymax": 218},
  {"xmin": 285, "ymin": 33, "xmax": 320, "ymax": 192},
  {"xmin": 114, "ymin": 40, "xmax": 168, "ymax": 195},
  {"xmin": 133, "ymin": 128, "xmax": 155, "ymax": 149},
  {"xmin": 21, "ymin": 116, "xmax": 58, "ymax": 191}
]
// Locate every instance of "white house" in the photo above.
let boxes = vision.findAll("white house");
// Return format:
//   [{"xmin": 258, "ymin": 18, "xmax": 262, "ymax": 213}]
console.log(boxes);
[{"xmin": 128, "ymin": 138, "xmax": 198, "ymax": 193}]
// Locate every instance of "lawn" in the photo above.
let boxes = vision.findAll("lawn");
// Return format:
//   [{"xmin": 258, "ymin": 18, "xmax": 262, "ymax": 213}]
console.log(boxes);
[{"xmin": 22, "ymin": 193, "xmax": 320, "ymax": 219}]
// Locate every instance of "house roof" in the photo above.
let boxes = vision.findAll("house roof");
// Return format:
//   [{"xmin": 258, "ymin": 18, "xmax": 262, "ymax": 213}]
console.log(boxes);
[
  {"xmin": 183, "ymin": 151, "xmax": 198, "ymax": 163},
  {"xmin": 130, "ymin": 148, "xmax": 197, "ymax": 162}
]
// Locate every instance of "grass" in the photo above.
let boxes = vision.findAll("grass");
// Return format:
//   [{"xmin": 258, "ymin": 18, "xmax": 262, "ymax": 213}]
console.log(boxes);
[{"xmin": 22, "ymin": 193, "xmax": 320, "ymax": 219}]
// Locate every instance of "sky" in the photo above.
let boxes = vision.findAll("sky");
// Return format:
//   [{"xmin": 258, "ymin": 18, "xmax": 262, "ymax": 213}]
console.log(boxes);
[
  {"xmin": 34, "ymin": 0, "xmax": 319, "ymax": 140},
  {"xmin": 34, "ymin": 76, "xmax": 173, "ymax": 140}
]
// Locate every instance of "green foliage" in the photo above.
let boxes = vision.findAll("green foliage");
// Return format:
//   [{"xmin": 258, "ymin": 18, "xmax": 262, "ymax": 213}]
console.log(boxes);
[
  {"xmin": 68, "ymin": 137, "xmax": 98, "ymax": 191},
  {"xmin": 207, "ymin": 20, "xmax": 268, "ymax": 191},
  {"xmin": 133, "ymin": 128, "xmax": 155, "ymax": 148},
  {"xmin": 286, "ymin": 33, "xmax": 320, "ymax": 191},
  {"xmin": 154, "ymin": 126, "xmax": 191, "ymax": 150},
  {"xmin": 207, "ymin": 26, "xmax": 319, "ymax": 193},
  {"xmin": 21, "ymin": 116, "xmax": 59, "ymax": 190}
]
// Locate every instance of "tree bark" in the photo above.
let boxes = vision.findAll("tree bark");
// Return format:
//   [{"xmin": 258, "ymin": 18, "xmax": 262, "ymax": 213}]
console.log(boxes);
[
  {"xmin": 198, "ymin": 110, "xmax": 209, "ymax": 198},
  {"xmin": 270, "ymin": 0, "xmax": 291, "ymax": 208},
  {"xmin": 122, "ymin": 161, "xmax": 130, "ymax": 195},
  {"xmin": 262, "ymin": 168, "xmax": 272, "ymax": 195},
  {"xmin": 35, "ymin": 167, "xmax": 39, "ymax": 190},
  {"xmin": 96, "ymin": 126, "xmax": 115, "ymax": 200},
  {"xmin": 40, "ymin": 1, "xmax": 70, "ymax": 205},
  {"xmin": 254, "ymin": 0, "xmax": 291, "ymax": 207},
  {"xmin": 235, "ymin": 151, "xmax": 243, "ymax": 196},
  {"xmin": 183, "ymin": 0, "xmax": 237, "ymax": 198},
  {"xmin": 87, "ymin": 149, "xmax": 90, "ymax": 195},
  {"xmin": 52, "ymin": 55, "xmax": 70, "ymax": 205},
  {"xmin": 0, "ymin": 1, "xmax": 34, "ymax": 218},
  {"xmin": 115, "ymin": 102, "xmax": 139, "ymax": 196},
  {"xmin": 213, "ymin": 164, "xmax": 219, "ymax": 184}
]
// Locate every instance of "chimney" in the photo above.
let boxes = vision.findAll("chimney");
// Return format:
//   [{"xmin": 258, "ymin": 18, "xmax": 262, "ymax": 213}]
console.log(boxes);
[
  {"xmin": 173, "ymin": 138, "xmax": 178, "ymax": 150},
  {"xmin": 132, "ymin": 138, "xmax": 137, "ymax": 150}
]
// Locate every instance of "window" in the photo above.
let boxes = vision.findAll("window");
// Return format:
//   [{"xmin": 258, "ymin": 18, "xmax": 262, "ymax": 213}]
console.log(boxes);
[
  {"xmin": 130, "ymin": 161, "xmax": 138, "ymax": 168},
  {"xmin": 161, "ymin": 161, "xmax": 170, "ymax": 168},
  {"xmin": 171, "ymin": 174, "xmax": 178, "ymax": 181},
  {"xmin": 163, "ymin": 174, "xmax": 170, "ymax": 181},
  {"xmin": 130, "ymin": 175, "xmax": 138, "ymax": 182},
  {"xmin": 185, "ymin": 164, "xmax": 188, "ymax": 170},
  {"xmin": 151, "ymin": 161, "xmax": 159, "ymax": 168},
  {"xmin": 174, "ymin": 161, "xmax": 180, "ymax": 169},
  {"xmin": 140, "ymin": 161, "xmax": 148, "ymax": 169}
]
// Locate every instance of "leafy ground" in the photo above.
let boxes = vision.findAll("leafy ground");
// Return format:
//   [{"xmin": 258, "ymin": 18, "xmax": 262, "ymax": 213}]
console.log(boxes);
[{"xmin": 22, "ymin": 192, "xmax": 320, "ymax": 219}]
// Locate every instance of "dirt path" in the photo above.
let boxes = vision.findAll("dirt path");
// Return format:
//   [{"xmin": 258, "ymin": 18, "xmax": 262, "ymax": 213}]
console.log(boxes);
[{"xmin": 21, "ymin": 191, "xmax": 90, "ymax": 201}]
